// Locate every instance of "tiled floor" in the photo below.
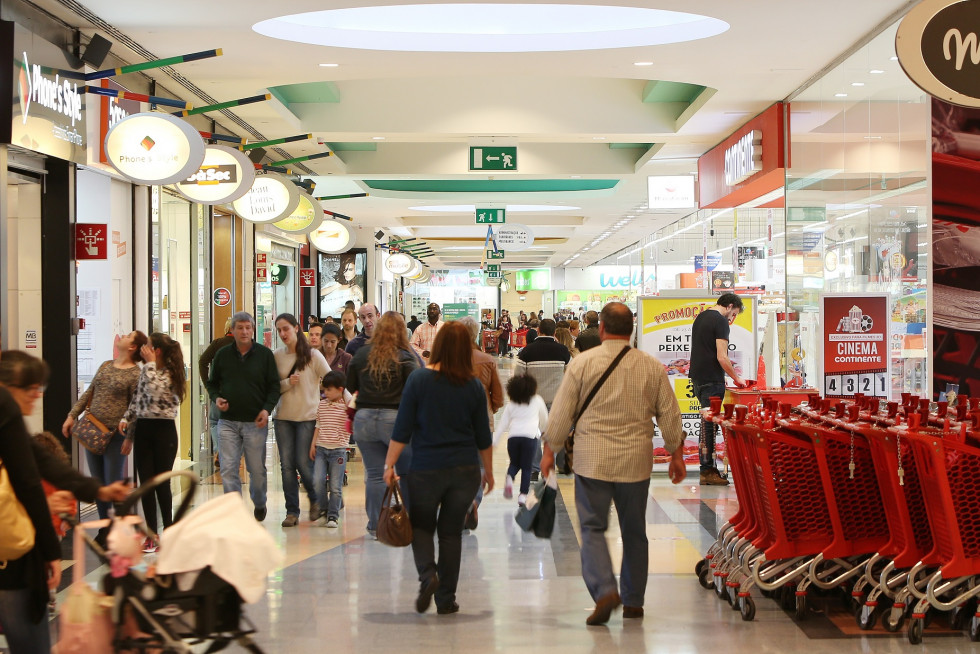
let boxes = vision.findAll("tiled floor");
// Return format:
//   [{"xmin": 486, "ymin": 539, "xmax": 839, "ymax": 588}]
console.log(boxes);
[{"xmin": 26, "ymin": 357, "xmax": 980, "ymax": 652}]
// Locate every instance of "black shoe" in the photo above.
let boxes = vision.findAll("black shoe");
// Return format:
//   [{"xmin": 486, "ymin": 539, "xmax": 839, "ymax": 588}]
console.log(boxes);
[
  {"xmin": 437, "ymin": 602, "xmax": 460, "ymax": 615},
  {"xmin": 530, "ymin": 471, "xmax": 540, "ymax": 482},
  {"xmin": 254, "ymin": 506, "xmax": 267, "ymax": 522},
  {"xmin": 463, "ymin": 502, "xmax": 478, "ymax": 531},
  {"xmin": 416, "ymin": 574, "xmax": 439, "ymax": 613}
]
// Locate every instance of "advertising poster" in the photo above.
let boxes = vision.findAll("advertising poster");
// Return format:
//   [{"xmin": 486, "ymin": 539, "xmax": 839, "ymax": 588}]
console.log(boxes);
[
  {"xmin": 443, "ymin": 303, "xmax": 480, "ymax": 322},
  {"xmin": 318, "ymin": 249, "xmax": 367, "ymax": 318},
  {"xmin": 870, "ymin": 208, "xmax": 919, "ymax": 283},
  {"xmin": 637, "ymin": 295, "xmax": 757, "ymax": 442},
  {"xmin": 820, "ymin": 294, "xmax": 890, "ymax": 399}
]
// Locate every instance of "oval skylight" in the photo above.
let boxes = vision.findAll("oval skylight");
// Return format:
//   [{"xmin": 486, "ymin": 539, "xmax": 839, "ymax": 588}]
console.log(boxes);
[{"xmin": 253, "ymin": 4, "xmax": 729, "ymax": 52}]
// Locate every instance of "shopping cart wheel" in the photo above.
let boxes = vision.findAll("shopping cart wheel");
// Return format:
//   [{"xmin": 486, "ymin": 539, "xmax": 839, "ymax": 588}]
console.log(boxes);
[
  {"xmin": 739, "ymin": 596, "xmax": 756, "ymax": 622},
  {"xmin": 697, "ymin": 567, "xmax": 713, "ymax": 589},
  {"xmin": 882, "ymin": 608, "xmax": 904, "ymax": 633},
  {"xmin": 779, "ymin": 585, "xmax": 795, "ymax": 611},
  {"xmin": 795, "ymin": 594, "xmax": 807, "ymax": 621},
  {"xmin": 857, "ymin": 604, "xmax": 877, "ymax": 631},
  {"xmin": 695, "ymin": 559, "xmax": 707, "ymax": 577},
  {"xmin": 714, "ymin": 575, "xmax": 727, "ymax": 598},
  {"xmin": 907, "ymin": 617, "xmax": 924, "ymax": 645},
  {"xmin": 969, "ymin": 615, "xmax": 980, "ymax": 642}
]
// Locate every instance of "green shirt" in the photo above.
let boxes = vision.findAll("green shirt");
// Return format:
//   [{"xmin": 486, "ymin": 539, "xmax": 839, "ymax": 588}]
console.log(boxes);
[{"xmin": 206, "ymin": 341, "xmax": 280, "ymax": 422}]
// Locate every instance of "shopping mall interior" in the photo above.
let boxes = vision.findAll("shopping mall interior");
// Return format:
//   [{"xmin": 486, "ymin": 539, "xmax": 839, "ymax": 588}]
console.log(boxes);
[{"xmin": 6, "ymin": 0, "xmax": 980, "ymax": 650}]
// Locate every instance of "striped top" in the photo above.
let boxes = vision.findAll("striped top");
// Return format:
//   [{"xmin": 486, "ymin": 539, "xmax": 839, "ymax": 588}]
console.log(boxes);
[
  {"xmin": 541, "ymin": 339, "xmax": 684, "ymax": 483},
  {"xmin": 315, "ymin": 398, "xmax": 350, "ymax": 449}
]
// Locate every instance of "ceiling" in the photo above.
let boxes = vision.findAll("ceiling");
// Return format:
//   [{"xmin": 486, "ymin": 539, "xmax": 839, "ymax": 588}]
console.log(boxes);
[{"xmin": 26, "ymin": 0, "xmax": 917, "ymax": 269}]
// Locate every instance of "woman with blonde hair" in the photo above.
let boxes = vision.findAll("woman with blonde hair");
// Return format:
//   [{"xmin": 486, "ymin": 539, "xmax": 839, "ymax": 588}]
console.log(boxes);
[
  {"xmin": 346, "ymin": 311, "xmax": 419, "ymax": 539},
  {"xmin": 555, "ymin": 326, "xmax": 579, "ymax": 358}
]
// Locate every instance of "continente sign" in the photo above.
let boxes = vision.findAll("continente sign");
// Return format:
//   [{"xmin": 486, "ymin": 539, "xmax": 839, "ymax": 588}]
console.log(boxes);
[{"xmin": 897, "ymin": 0, "xmax": 980, "ymax": 107}]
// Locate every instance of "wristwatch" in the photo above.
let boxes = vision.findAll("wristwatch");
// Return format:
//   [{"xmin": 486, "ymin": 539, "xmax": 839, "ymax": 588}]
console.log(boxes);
[{"xmin": 383, "ymin": 464, "xmax": 391, "ymax": 470}]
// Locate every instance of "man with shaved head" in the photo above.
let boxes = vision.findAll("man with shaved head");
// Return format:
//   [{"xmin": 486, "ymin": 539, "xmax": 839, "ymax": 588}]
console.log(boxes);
[{"xmin": 345, "ymin": 303, "xmax": 379, "ymax": 357}]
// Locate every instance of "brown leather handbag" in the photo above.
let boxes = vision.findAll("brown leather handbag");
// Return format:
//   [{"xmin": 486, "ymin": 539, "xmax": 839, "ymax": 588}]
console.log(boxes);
[{"xmin": 377, "ymin": 481, "xmax": 413, "ymax": 547}]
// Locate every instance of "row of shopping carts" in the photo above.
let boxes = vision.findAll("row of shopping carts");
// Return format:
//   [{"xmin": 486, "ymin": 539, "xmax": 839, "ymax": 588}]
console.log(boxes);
[{"xmin": 695, "ymin": 391, "xmax": 980, "ymax": 645}]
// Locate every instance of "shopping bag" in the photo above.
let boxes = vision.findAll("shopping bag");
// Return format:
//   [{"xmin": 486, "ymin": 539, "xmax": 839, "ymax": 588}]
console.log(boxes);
[
  {"xmin": 532, "ymin": 475, "xmax": 558, "ymax": 539},
  {"xmin": 53, "ymin": 524, "xmax": 114, "ymax": 654},
  {"xmin": 514, "ymin": 478, "xmax": 546, "ymax": 532}
]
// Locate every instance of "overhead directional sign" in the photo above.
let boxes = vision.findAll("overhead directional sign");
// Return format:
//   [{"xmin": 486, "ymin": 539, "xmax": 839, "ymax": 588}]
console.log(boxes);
[
  {"xmin": 470, "ymin": 146, "xmax": 517, "ymax": 171},
  {"xmin": 487, "ymin": 271, "xmax": 503, "ymax": 279},
  {"xmin": 476, "ymin": 208, "xmax": 506, "ymax": 224},
  {"xmin": 487, "ymin": 249, "xmax": 505, "ymax": 260},
  {"xmin": 486, "ymin": 264, "xmax": 501, "ymax": 273}
]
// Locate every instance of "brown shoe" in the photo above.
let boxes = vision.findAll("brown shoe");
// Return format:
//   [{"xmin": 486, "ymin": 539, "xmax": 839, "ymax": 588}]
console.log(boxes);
[
  {"xmin": 623, "ymin": 606, "xmax": 644, "ymax": 619},
  {"xmin": 586, "ymin": 592, "xmax": 621, "ymax": 626},
  {"xmin": 700, "ymin": 469, "xmax": 730, "ymax": 486}
]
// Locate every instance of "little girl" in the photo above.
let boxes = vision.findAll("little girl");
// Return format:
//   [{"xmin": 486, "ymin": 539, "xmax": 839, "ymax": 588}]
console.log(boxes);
[{"xmin": 493, "ymin": 374, "xmax": 548, "ymax": 505}]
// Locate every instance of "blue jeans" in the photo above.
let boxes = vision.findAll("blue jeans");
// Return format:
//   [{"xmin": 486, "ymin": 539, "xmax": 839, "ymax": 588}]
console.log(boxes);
[
  {"xmin": 0, "ymin": 588, "xmax": 51, "ymax": 654},
  {"xmin": 84, "ymin": 429, "xmax": 126, "ymax": 520},
  {"xmin": 575, "ymin": 474, "xmax": 650, "ymax": 608},
  {"xmin": 692, "ymin": 380, "xmax": 726, "ymax": 471},
  {"xmin": 506, "ymin": 436, "xmax": 538, "ymax": 495},
  {"xmin": 313, "ymin": 447, "xmax": 347, "ymax": 519},
  {"xmin": 354, "ymin": 408, "xmax": 411, "ymax": 532},
  {"xmin": 209, "ymin": 402, "xmax": 221, "ymax": 465},
  {"xmin": 274, "ymin": 419, "xmax": 317, "ymax": 516},
  {"xmin": 218, "ymin": 419, "xmax": 268, "ymax": 509}
]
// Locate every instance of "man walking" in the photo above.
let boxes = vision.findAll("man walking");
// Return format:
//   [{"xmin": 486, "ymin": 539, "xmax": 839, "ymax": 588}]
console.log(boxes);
[
  {"xmin": 345, "ymin": 303, "xmax": 379, "ymax": 357},
  {"xmin": 517, "ymin": 318, "xmax": 570, "ymax": 479},
  {"xmin": 575, "ymin": 310, "xmax": 601, "ymax": 352},
  {"xmin": 207, "ymin": 312, "xmax": 281, "ymax": 521},
  {"xmin": 410, "ymin": 302, "xmax": 444, "ymax": 362},
  {"xmin": 689, "ymin": 293, "xmax": 745, "ymax": 486},
  {"xmin": 541, "ymin": 302, "xmax": 686, "ymax": 626}
]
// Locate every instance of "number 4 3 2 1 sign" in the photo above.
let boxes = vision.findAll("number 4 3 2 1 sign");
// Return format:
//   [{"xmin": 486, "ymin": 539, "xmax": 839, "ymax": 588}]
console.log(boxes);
[{"xmin": 820, "ymin": 293, "xmax": 891, "ymax": 400}]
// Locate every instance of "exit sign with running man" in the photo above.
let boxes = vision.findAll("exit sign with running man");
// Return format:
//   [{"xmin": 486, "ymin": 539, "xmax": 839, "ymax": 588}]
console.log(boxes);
[{"xmin": 470, "ymin": 146, "xmax": 517, "ymax": 171}]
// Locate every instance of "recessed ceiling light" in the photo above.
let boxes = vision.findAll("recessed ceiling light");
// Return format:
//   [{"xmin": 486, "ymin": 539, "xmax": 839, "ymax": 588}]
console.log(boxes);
[
  {"xmin": 570, "ymin": 175, "xmax": 582, "ymax": 179},
  {"xmin": 593, "ymin": 136, "xmax": 606, "ymax": 140},
  {"xmin": 851, "ymin": 82, "xmax": 865, "ymax": 87},
  {"xmin": 319, "ymin": 63, "xmax": 340, "ymax": 67},
  {"xmin": 869, "ymin": 69, "xmax": 884, "ymax": 74},
  {"xmin": 835, "ymin": 93, "xmax": 848, "ymax": 97},
  {"xmin": 372, "ymin": 136, "xmax": 385, "ymax": 140},
  {"xmin": 863, "ymin": 135, "xmax": 882, "ymax": 140},
  {"xmin": 634, "ymin": 61, "xmax": 654, "ymax": 66},
  {"xmin": 254, "ymin": 5, "xmax": 730, "ymax": 53},
  {"xmin": 890, "ymin": 56, "xmax": 898, "ymax": 61}
]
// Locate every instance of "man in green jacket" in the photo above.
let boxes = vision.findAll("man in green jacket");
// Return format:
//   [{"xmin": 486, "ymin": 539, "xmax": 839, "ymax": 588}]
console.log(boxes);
[{"xmin": 206, "ymin": 311, "xmax": 280, "ymax": 521}]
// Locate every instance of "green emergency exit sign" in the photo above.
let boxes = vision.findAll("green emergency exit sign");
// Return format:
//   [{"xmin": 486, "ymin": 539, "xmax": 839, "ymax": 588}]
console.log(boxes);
[
  {"xmin": 470, "ymin": 146, "xmax": 517, "ymax": 171},
  {"xmin": 476, "ymin": 208, "xmax": 506, "ymax": 224}
]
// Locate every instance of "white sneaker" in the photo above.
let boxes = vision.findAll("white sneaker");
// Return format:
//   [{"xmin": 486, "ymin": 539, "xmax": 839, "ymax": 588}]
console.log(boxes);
[
  {"xmin": 518, "ymin": 493, "xmax": 527, "ymax": 506},
  {"xmin": 315, "ymin": 514, "xmax": 327, "ymax": 527},
  {"xmin": 326, "ymin": 518, "xmax": 339, "ymax": 529},
  {"xmin": 504, "ymin": 475, "xmax": 514, "ymax": 499}
]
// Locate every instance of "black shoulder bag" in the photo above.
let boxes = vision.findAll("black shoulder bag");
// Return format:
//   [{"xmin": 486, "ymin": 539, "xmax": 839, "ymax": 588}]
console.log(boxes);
[{"xmin": 557, "ymin": 345, "xmax": 631, "ymax": 474}]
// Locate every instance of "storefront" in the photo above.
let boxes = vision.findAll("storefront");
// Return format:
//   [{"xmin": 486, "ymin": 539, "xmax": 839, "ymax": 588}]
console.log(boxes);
[{"xmin": 255, "ymin": 229, "xmax": 300, "ymax": 348}]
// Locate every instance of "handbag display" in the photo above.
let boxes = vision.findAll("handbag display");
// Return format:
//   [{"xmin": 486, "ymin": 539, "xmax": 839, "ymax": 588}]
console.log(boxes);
[
  {"xmin": 0, "ymin": 457, "xmax": 35, "ymax": 561},
  {"xmin": 53, "ymin": 523, "xmax": 114, "ymax": 654},
  {"xmin": 557, "ymin": 346, "xmax": 631, "ymax": 474},
  {"xmin": 377, "ymin": 481, "xmax": 413, "ymax": 547}
]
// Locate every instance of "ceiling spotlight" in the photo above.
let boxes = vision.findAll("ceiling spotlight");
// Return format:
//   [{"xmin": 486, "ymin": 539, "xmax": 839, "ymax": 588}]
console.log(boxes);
[
  {"xmin": 835, "ymin": 93, "xmax": 848, "ymax": 97},
  {"xmin": 634, "ymin": 61, "xmax": 654, "ymax": 66},
  {"xmin": 372, "ymin": 136, "xmax": 386, "ymax": 140},
  {"xmin": 869, "ymin": 69, "xmax": 884, "ymax": 74},
  {"xmin": 851, "ymin": 82, "xmax": 865, "ymax": 87},
  {"xmin": 319, "ymin": 63, "xmax": 340, "ymax": 67},
  {"xmin": 592, "ymin": 136, "xmax": 606, "ymax": 140}
]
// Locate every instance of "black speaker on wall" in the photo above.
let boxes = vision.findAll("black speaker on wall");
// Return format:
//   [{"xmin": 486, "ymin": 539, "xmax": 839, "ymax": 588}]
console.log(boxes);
[
  {"xmin": 82, "ymin": 34, "xmax": 112, "ymax": 68},
  {"xmin": 246, "ymin": 147, "xmax": 267, "ymax": 164}
]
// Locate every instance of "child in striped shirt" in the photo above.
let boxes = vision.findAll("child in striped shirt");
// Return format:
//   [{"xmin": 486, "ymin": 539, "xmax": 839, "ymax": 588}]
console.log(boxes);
[{"xmin": 309, "ymin": 370, "xmax": 350, "ymax": 528}]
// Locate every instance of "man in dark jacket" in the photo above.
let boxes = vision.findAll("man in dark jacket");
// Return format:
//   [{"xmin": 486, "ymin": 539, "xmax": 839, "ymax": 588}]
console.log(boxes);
[
  {"xmin": 575, "ymin": 311, "xmax": 601, "ymax": 352},
  {"xmin": 518, "ymin": 319, "xmax": 570, "ymax": 365},
  {"xmin": 206, "ymin": 311, "xmax": 280, "ymax": 521}
]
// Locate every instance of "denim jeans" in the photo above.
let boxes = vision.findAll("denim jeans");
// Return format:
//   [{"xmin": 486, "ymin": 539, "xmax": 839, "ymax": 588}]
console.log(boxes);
[
  {"xmin": 274, "ymin": 419, "xmax": 317, "ymax": 516},
  {"xmin": 313, "ymin": 447, "xmax": 347, "ymax": 519},
  {"xmin": 354, "ymin": 408, "xmax": 411, "ymax": 532},
  {"xmin": 218, "ymin": 419, "xmax": 268, "ymax": 509},
  {"xmin": 407, "ymin": 465, "xmax": 481, "ymax": 610},
  {"xmin": 209, "ymin": 401, "xmax": 221, "ymax": 465},
  {"xmin": 692, "ymin": 380, "xmax": 726, "ymax": 471},
  {"xmin": 0, "ymin": 588, "xmax": 51, "ymax": 654},
  {"xmin": 575, "ymin": 474, "xmax": 650, "ymax": 608},
  {"xmin": 84, "ymin": 429, "xmax": 127, "ymax": 520}
]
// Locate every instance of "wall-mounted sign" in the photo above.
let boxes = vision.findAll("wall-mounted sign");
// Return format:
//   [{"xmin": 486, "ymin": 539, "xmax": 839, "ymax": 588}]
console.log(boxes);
[
  {"xmin": 272, "ymin": 193, "xmax": 324, "ymax": 234},
  {"xmin": 299, "ymin": 268, "xmax": 316, "ymax": 287},
  {"xmin": 175, "ymin": 144, "xmax": 255, "ymax": 205},
  {"xmin": 256, "ymin": 267, "xmax": 268, "ymax": 282},
  {"xmin": 647, "ymin": 175, "xmax": 696, "ymax": 209},
  {"xmin": 232, "ymin": 172, "xmax": 300, "ymax": 223},
  {"xmin": 104, "ymin": 112, "xmax": 205, "ymax": 185},
  {"xmin": 309, "ymin": 218, "xmax": 354, "ymax": 254},
  {"xmin": 470, "ymin": 146, "xmax": 517, "ymax": 171},
  {"xmin": 75, "ymin": 223, "xmax": 107, "ymax": 260},
  {"xmin": 385, "ymin": 252, "xmax": 415, "ymax": 275},
  {"xmin": 256, "ymin": 253, "xmax": 267, "ymax": 265},
  {"xmin": 897, "ymin": 0, "xmax": 980, "ymax": 107},
  {"xmin": 723, "ymin": 130, "xmax": 762, "ymax": 186},
  {"xmin": 491, "ymin": 223, "xmax": 533, "ymax": 251},
  {"xmin": 515, "ymin": 268, "xmax": 551, "ymax": 291},
  {"xmin": 476, "ymin": 208, "xmax": 506, "ymax": 224},
  {"xmin": 11, "ymin": 23, "xmax": 87, "ymax": 163},
  {"xmin": 820, "ymin": 293, "xmax": 890, "ymax": 399},
  {"xmin": 213, "ymin": 287, "xmax": 231, "ymax": 307},
  {"xmin": 99, "ymin": 79, "xmax": 140, "ymax": 164},
  {"xmin": 270, "ymin": 263, "xmax": 287, "ymax": 286}
]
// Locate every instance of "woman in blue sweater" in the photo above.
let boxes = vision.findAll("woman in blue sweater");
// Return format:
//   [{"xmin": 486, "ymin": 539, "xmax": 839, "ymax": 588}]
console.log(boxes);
[{"xmin": 384, "ymin": 322, "xmax": 494, "ymax": 615}]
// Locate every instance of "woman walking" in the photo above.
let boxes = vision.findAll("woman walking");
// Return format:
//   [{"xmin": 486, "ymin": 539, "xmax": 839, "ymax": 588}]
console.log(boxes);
[
  {"xmin": 62, "ymin": 330, "xmax": 146, "ymax": 524},
  {"xmin": 497, "ymin": 312, "xmax": 513, "ymax": 358},
  {"xmin": 384, "ymin": 322, "xmax": 494, "ymax": 615},
  {"xmin": 274, "ymin": 313, "xmax": 330, "ymax": 527},
  {"xmin": 119, "ymin": 333, "xmax": 185, "ymax": 550},
  {"xmin": 321, "ymin": 323, "xmax": 352, "ymax": 374},
  {"xmin": 346, "ymin": 311, "xmax": 418, "ymax": 539}
]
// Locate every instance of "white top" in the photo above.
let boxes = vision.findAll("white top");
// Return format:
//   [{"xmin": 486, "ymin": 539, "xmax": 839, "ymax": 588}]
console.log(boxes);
[
  {"xmin": 493, "ymin": 394, "xmax": 548, "ymax": 445},
  {"xmin": 273, "ymin": 348, "xmax": 331, "ymax": 421}
]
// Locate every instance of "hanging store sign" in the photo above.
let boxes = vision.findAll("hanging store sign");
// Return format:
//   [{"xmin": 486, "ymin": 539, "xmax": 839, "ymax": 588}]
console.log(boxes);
[
  {"xmin": 647, "ymin": 175, "xmax": 696, "ymax": 209},
  {"xmin": 897, "ymin": 0, "xmax": 980, "ymax": 107},
  {"xmin": 104, "ymin": 112, "xmax": 205, "ymax": 185},
  {"xmin": 820, "ymin": 293, "xmax": 890, "ymax": 400},
  {"xmin": 272, "ymin": 193, "xmax": 324, "ymax": 234},
  {"xmin": 723, "ymin": 130, "xmax": 762, "ymax": 186},
  {"xmin": 75, "ymin": 223, "xmax": 108, "ymax": 260},
  {"xmin": 309, "ymin": 218, "xmax": 354, "ymax": 254},
  {"xmin": 99, "ymin": 79, "xmax": 140, "ymax": 164},
  {"xmin": 299, "ymin": 268, "xmax": 316, "ymax": 287},
  {"xmin": 385, "ymin": 252, "xmax": 415, "ymax": 275},
  {"xmin": 9, "ymin": 22, "xmax": 87, "ymax": 163},
  {"xmin": 232, "ymin": 172, "xmax": 300, "ymax": 223},
  {"xmin": 491, "ymin": 223, "xmax": 533, "ymax": 251},
  {"xmin": 175, "ymin": 144, "xmax": 255, "ymax": 205}
]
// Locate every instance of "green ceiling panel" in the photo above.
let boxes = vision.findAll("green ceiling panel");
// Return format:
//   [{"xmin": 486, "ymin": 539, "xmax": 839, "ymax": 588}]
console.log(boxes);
[
  {"xmin": 268, "ymin": 81, "xmax": 341, "ymax": 105},
  {"xmin": 362, "ymin": 179, "xmax": 619, "ymax": 193},
  {"xmin": 326, "ymin": 142, "xmax": 377, "ymax": 152},
  {"xmin": 642, "ymin": 80, "xmax": 706, "ymax": 104}
]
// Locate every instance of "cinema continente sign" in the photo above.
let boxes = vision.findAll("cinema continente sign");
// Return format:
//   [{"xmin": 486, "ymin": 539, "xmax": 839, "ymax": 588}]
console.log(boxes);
[{"xmin": 897, "ymin": 0, "xmax": 980, "ymax": 107}]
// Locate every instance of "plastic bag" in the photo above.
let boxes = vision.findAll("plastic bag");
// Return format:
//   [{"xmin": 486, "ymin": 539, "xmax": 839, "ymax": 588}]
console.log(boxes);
[{"xmin": 514, "ymin": 475, "xmax": 558, "ymax": 538}]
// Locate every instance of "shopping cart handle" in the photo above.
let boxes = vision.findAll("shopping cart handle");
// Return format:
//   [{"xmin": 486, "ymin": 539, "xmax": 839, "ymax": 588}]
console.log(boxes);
[{"xmin": 118, "ymin": 470, "xmax": 200, "ymax": 526}]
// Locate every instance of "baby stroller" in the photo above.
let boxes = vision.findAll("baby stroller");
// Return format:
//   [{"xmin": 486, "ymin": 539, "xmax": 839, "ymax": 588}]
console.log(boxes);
[{"xmin": 68, "ymin": 471, "xmax": 272, "ymax": 653}]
